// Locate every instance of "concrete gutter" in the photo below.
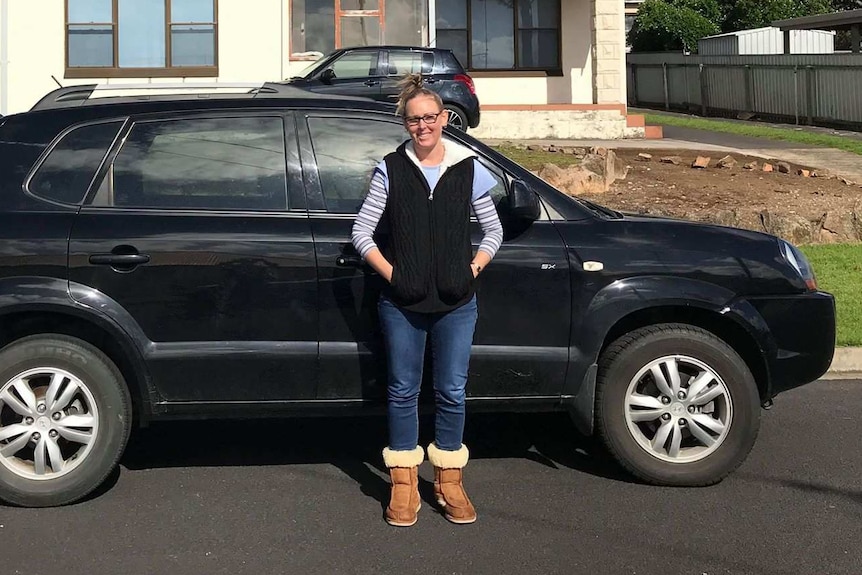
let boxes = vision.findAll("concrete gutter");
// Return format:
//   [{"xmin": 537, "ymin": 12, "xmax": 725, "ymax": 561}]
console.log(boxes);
[{"xmin": 823, "ymin": 347, "xmax": 862, "ymax": 379}]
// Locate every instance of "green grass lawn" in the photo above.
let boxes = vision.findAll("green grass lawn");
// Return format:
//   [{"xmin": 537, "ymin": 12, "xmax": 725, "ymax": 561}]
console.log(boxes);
[
  {"xmin": 800, "ymin": 244, "xmax": 862, "ymax": 347},
  {"xmin": 643, "ymin": 113, "xmax": 862, "ymax": 156}
]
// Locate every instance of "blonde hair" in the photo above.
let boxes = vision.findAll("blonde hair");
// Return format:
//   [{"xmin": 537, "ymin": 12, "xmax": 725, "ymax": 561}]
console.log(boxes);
[{"xmin": 395, "ymin": 73, "xmax": 444, "ymax": 117}]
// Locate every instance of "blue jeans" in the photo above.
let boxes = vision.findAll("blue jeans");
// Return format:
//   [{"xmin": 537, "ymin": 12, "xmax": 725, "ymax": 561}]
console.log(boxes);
[{"xmin": 378, "ymin": 294, "xmax": 478, "ymax": 452}]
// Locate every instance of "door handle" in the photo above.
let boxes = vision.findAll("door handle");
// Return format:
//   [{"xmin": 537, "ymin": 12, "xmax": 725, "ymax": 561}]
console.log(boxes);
[
  {"xmin": 335, "ymin": 255, "xmax": 363, "ymax": 267},
  {"xmin": 424, "ymin": 78, "xmax": 438, "ymax": 84},
  {"xmin": 89, "ymin": 254, "xmax": 151, "ymax": 266},
  {"xmin": 364, "ymin": 80, "xmax": 380, "ymax": 87}
]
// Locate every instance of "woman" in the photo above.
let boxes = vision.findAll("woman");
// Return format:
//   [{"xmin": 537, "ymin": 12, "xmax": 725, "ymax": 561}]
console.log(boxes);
[{"xmin": 351, "ymin": 74, "xmax": 504, "ymax": 527}]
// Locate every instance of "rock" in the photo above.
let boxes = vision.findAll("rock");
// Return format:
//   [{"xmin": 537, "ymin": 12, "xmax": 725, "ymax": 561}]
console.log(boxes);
[
  {"xmin": 548, "ymin": 145, "xmax": 558, "ymax": 153},
  {"xmin": 560, "ymin": 147, "xmax": 575, "ymax": 155},
  {"xmin": 637, "ymin": 153, "xmax": 653, "ymax": 162},
  {"xmin": 762, "ymin": 163, "xmax": 774, "ymax": 172},
  {"xmin": 537, "ymin": 163, "xmax": 607, "ymax": 195},
  {"xmin": 716, "ymin": 155, "xmax": 737, "ymax": 169},
  {"xmin": 580, "ymin": 149, "xmax": 629, "ymax": 186},
  {"xmin": 743, "ymin": 161, "xmax": 759, "ymax": 170},
  {"xmin": 692, "ymin": 156, "xmax": 711, "ymax": 169},
  {"xmin": 853, "ymin": 199, "xmax": 862, "ymax": 240},
  {"xmin": 702, "ymin": 209, "xmax": 740, "ymax": 228},
  {"xmin": 526, "ymin": 144, "xmax": 542, "ymax": 151},
  {"xmin": 737, "ymin": 111, "xmax": 756, "ymax": 121},
  {"xmin": 811, "ymin": 170, "xmax": 832, "ymax": 178},
  {"xmin": 797, "ymin": 169, "xmax": 811, "ymax": 177},
  {"xmin": 660, "ymin": 155, "xmax": 682, "ymax": 165},
  {"xmin": 541, "ymin": 145, "xmax": 551, "ymax": 152},
  {"xmin": 776, "ymin": 162, "xmax": 791, "ymax": 174},
  {"xmin": 817, "ymin": 210, "xmax": 858, "ymax": 243},
  {"xmin": 590, "ymin": 146, "xmax": 609, "ymax": 158},
  {"xmin": 759, "ymin": 209, "xmax": 813, "ymax": 244},
  {"xmin": 840, "ymin": 177, "xmax": 856, "ymax": 186},
  {"xmin": 573, "ymin": 148, "xmax": 588, "ymax": 158},
  {"xmin": 536, "ymin": 163, "xmax": 566, "ymax": 186}
]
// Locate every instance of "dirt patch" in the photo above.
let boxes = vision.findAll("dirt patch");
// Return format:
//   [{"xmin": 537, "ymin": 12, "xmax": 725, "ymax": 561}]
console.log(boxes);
[{"xmin": 577, "ymin": 149, "xmax": 862, "ymax": 244}]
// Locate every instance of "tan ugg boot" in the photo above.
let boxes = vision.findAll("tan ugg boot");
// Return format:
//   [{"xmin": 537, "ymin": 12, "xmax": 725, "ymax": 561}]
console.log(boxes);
[
  {"xmin": 382, "ymin": 446, "xmax": 424, "ymax": 527},
  {"xmin": 427, "ymin": 443, "xmax": 476, "ymax": 524}
]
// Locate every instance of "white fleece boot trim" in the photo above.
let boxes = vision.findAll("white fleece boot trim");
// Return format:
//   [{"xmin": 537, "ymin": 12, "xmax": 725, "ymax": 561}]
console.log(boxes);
[
  {"xmin": 427, "ymin": 443, "xmax": 469, "ymax": 469},
  {"xmin": 382, "ymin": 446, "xmax": 425, "ymax": 468}
]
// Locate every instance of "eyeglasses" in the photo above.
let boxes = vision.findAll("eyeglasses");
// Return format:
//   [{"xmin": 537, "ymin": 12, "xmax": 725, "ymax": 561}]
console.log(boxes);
[{"xmin": 404, "ymin": 112, "xmax": 443, "ymax": 127}]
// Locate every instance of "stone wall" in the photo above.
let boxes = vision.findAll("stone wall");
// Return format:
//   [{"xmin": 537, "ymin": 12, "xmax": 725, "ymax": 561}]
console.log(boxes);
[
  {"xmin": 592, "ymin": 0, "xmax": 627, "ymax": 105},
  {"xmin": 470, "ymin": 107, "xmax": 636, "ymax": 140}
]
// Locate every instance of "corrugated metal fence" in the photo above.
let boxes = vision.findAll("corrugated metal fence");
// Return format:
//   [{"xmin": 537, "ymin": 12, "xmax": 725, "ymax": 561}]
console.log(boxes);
[{"xmin": 627, "ymin": 53, "xmax": 862, "ymax": 128}]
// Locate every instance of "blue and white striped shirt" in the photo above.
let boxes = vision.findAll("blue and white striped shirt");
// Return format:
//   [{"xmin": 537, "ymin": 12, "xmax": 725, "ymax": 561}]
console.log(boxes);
[{"xmin": 352, "ymin": 153, "xmax": 504, "ymax": 261}]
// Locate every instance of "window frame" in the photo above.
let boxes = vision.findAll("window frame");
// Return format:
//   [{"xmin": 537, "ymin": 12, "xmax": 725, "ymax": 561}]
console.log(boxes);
[
  {"xmin": 25, "ymin": 118, "xmax": 127, "ymax": 208},
  {"xmin": 65, "ymin": 0, "xmax": 219, "ymax": 78},
  {"xmin": 290, "ymin": 0, "xmax": 385, "ymax": 61},
  {"xmin": 437, "ymin": 0, "xmax": 562, "ymax": 74},
  {"xmin": 83, "ymin": 111, "xmax": 301, "ymax": 213},
  {"xmin": 301, "ymin": 111, "xmax": 408, "ymax": 214},
  {"xmin": 298, "ymin": 109, "xmax": 518, "ymax": 217}
]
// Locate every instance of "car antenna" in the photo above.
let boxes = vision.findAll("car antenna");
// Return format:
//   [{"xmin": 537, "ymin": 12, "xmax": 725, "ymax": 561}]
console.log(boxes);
[{"xmin": 51, "ymin": 75, "xmax": 63, "ymax": 88}]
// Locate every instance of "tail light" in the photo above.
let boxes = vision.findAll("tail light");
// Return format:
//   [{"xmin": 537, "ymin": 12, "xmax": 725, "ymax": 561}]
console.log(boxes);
[
  {"xmin": 454, "ymin": 74, "xmax": 476, "ymax": 94},
  {"xmin": 779, "ymin": 239, "xmax": 818, "ymax": 291}
]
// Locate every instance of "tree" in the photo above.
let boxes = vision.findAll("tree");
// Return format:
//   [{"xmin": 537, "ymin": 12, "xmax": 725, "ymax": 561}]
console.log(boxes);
[
  {"xmin": 720, "ymin": 0, "xmax": 833, "ymax": 32},
  {"xmin": 829, "ymin": 0, "xmax": 862, "ymax": 10},
  {"xmin": 629, "ymin": 0, "xmax": 720, "ymax": 52}
]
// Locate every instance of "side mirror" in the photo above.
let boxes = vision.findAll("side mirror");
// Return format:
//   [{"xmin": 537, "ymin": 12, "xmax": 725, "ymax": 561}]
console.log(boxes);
[
  {"xmin": 320, "ymin": 68, "xmax": 336, "ymax": 84},
  {"xmin": 509, "ymin": 179, "xmax": 540, "ymax": 221}
]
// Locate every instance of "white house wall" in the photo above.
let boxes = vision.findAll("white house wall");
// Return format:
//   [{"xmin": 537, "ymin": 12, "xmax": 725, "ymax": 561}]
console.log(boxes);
[{"xmin": 1, "ymin": 0, "xmax": 623, "ymax": 123}]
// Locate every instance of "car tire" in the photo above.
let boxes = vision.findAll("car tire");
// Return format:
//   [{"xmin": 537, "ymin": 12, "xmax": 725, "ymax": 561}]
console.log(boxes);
[
  {"xmin": 0, "ymin": 335, "xmax": 131, "ymax": 507},
  {"xmin": 595, "ymin": 323, "xmax": 760, "ymax": 487},
  {"xmin": 445, "ymin": 104, "xmax": 469, "ymax": 132}
]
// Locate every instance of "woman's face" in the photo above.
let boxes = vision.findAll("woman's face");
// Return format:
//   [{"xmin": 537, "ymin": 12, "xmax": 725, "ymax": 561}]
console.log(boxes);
[{"xmin": 403, "ymin": 94, "xmax": 447, "ymax": 150}]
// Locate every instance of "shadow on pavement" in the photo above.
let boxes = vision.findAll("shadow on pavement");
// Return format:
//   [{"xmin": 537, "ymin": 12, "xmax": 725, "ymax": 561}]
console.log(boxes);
[{"xmin": 120, "ymin": 412, "xmax": 636, "ymax": 501}]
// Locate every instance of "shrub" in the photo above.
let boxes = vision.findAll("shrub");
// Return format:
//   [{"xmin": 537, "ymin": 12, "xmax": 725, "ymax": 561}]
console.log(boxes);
[{"xmin": 629, "ymin": 0, "xmax": 720, "ymax": 52}]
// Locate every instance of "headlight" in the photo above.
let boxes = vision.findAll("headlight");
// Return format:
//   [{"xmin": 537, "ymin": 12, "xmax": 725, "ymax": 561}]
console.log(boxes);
[{"xmin": 779, "ymin": 239, "xmax": 817, "ymax": 291}]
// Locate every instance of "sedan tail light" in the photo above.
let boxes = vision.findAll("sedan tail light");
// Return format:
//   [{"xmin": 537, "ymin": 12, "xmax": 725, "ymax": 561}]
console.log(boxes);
[{"xmin": 454, "ymin": 74, "xmax": 476, "ymax": 94}]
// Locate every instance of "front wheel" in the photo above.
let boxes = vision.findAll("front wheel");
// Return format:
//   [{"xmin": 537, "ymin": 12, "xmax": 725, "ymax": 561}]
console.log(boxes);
[
  {"xmin": 0, "ymin": 335, "xmax": 131, "ymax": 507},
  {"xmin": 596, "ymin": 324, "xmax": 760, "ymax": 486}
]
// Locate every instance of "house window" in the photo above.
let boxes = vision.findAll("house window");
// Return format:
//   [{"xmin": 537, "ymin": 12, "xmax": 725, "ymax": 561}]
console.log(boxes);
[
  {"xmin": 66, "ymin": 0, "xmax": 218, "ymax": 78},
  {"xmin": 291, "ymin": 0, "xmax": 427, "ymax": 59},
  {"xmin": 436, "ymin": 0, "xmax": 560, "ymax": 71}
]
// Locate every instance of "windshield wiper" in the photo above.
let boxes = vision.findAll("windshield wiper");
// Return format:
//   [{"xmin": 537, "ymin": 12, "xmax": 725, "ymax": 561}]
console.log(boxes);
[{"xmin": 576, "ymin": 198, "xmax": 622, "ymax": 219}]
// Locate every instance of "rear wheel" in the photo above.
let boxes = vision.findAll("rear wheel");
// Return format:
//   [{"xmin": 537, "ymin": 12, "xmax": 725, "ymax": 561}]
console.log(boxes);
[
  {"xmin": 445, "ymin": 104, "xmax": 468, "ymax": 131},
  {"xmin": 0, "ymin": 335, "xmax": 131, "ymax": 507},
  {"xmin": 596, "ymin": 324, "xmax": 760, "ymax": 486}
]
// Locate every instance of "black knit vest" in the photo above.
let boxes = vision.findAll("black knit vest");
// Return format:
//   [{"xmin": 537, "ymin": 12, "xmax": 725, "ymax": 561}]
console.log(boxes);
[{"xmin": 380, "ymin": 143, "xmax": 475, "ymax": 313}]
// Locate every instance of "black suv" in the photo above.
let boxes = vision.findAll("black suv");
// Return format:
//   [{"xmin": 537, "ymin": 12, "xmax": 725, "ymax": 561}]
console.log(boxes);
[
  {"xmin": 284, "ymin": 46, "xmax": 480, "ymax": 131},
  {"xmin": 0, "ymin": 83, "xmax": 835, "ymax": 507}
]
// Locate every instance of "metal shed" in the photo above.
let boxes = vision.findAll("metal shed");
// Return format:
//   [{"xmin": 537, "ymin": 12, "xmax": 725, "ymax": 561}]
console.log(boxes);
[{"xmin": 698, "ymin": 27, "xmax": 835, "ymax": 55}]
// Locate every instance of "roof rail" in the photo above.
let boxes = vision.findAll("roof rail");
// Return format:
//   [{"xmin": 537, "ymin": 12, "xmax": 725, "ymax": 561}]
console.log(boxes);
[{"xmin": 29, "ymin": 81, "xmax": 319, "ymax": 112}]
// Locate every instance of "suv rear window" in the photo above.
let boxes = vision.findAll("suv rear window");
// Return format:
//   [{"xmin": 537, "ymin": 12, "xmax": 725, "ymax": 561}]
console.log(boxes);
[
  {"xmin": 29, "ymin": 121, "xmax": 122, "ymax": 205},
  {"xmin": 92, "ymin": 116, "xmax": 288, "ymax": 211},
  {"xmin": 439, "ymin": 51, "xmax": 466, "ymax": 74}
]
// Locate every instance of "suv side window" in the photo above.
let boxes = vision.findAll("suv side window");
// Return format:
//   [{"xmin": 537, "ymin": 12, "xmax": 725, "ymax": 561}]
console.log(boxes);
[
  {"xmin": 388, "ymin": 51, "xmax": 433, "ymax": 76},
  {"xmin": 91, "ymin": 116, "xmax": 287, "ymax": 210},
  {"xmin": 329, "ymin": 51, "xmax": 380, "ymax": 79},
  {"xmin": 477, "ymin": 159, "xmax": 507, "ymax": 206},
  {"xmin": 307, "ymin": 117, "xmax": 406, "ymax": 214},
  {"xmin": 29, "ymin": 121, "xmax": 123, "ymax": 205}
]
